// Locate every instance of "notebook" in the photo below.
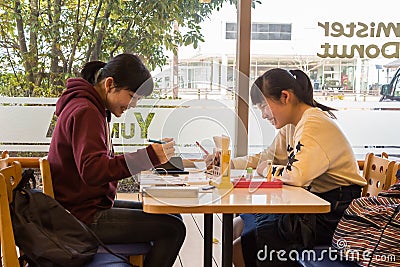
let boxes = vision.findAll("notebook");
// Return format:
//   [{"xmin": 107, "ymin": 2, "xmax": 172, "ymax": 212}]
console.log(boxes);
[
  {"xmin": 154, "ymin": 156, "xmax": 189, "ymax": 175},
  {"xmin": 142, "ymin": 186, "xmax": 199, "ymax": 198}
]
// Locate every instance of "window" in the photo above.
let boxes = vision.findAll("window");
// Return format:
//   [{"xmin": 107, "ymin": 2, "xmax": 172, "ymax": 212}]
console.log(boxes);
[
  {"xmin": 226, "ymin": 23, "xmax": 237, "ymax": 39},
  {"xmin": 225, "ymin": 22, "xmax": 292, "ymax": 40}
]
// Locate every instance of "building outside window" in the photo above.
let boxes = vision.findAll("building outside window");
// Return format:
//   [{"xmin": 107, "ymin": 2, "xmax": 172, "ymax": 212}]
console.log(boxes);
[{"xmin": 225, "ymin": 22, "xmax": 291, "ymax": 40}]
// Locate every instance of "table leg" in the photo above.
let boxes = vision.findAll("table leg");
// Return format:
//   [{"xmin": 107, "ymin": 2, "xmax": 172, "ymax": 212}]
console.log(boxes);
[
  {"xmin": 222, "ymin": 213, "xmax": 233, "ymax": 267},
  {"xmin": 204, "ymin": 214, "xmax": 213, "ymax": 267}
]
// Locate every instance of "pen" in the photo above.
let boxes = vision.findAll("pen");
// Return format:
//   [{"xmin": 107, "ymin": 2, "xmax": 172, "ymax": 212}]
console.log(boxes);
[
  {"xmin": 148, "ymin": 139, "xmax": 166, "ymax": 144},
  {"xmin": 195, "ymin": 141, "xmax": 209, "ymax": 155},
  {"xmin": 154, "ymin": 183, "xmax": 188, "ymax": 187}
]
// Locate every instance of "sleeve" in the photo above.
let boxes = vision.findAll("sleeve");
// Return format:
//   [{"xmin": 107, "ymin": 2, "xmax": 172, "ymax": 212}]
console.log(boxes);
[
  {"xmin": 272, "ymin": 132, "xmax": 330, "ymax": 187},
  {"xmin": 231, "ymin": 126, "xmax": 289, "ymax": 169},
  {"xmin": 69, "ymin": 107, "xmax": 155, "ymax": 186},
  {"xmin": 231, "ymin": 153, "xmax": 263, "ymax": 169}
]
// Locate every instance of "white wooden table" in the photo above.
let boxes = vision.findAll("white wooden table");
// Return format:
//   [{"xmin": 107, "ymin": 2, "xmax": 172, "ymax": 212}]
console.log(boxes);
[{"xmin": 142, "ymin": 185, "xmax": 331, "ymax": 267}]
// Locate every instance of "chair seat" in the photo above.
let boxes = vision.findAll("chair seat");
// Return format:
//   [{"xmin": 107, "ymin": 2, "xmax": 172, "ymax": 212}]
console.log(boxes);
[
  {"xmin": 97, "ymin": 243, "xmax": 152, "ymax": 256},
  {"xmin": 297, "ymin": 248, "xmax": 359, "ymax": 267},
  {"xmin": 85, "ymin": 253, "xmax": 131, "ymax": 267}
]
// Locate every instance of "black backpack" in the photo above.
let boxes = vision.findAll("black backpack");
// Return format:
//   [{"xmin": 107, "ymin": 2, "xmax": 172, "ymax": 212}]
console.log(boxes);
[{"xmin": 10, "ymin": 169, "xmax": 130, "ymax": 267}]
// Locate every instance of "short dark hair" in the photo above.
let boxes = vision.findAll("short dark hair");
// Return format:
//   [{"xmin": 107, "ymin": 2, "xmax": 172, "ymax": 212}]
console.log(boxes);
[{"xmin": 80, "ymin": 53, "xmax": 153, "ymax": 96}]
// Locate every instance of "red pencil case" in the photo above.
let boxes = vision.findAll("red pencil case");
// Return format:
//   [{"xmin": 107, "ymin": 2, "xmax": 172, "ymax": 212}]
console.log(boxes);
[{"xmin": 233, "ymin": 178, "xmax": 283, "ymax": 188}]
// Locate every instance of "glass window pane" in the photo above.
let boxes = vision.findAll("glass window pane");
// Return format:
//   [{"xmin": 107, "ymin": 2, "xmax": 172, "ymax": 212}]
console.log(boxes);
[
  {"xmin": 3, "ymin": 1, "xmax": 400, "ymax": 164},
  {"xmin": 226, "ymin": 23, "xmax": 236, "ymax": 31},
  {"xmin": 226, "ymin": 32, "xmax": 236, "ymax": 39}
]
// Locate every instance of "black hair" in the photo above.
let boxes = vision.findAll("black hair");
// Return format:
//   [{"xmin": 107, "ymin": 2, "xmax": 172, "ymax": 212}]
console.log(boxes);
[
  {"xmin": 250, "ymin": 68, "xmax": 337, "ymax": 119},
  {"xmin": 80, "ymin": 53, "xmax": 153, "ymax": 96}
]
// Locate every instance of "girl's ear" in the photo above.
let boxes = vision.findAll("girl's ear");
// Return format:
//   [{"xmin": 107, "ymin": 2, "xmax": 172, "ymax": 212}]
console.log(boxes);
[
  {"xmin": 104, "ymin": 77, "xmax": 114, "ymax": 94},
  {"xmin": 280, "ymin": 90, "xmax": 291, "ymax": 104}
]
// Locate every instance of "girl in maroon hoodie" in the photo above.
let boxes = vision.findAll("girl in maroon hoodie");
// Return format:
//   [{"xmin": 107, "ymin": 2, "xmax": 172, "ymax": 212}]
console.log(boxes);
[{"xmin": 48, "ymin": 53, "xmax": 185, "ymax": 267}]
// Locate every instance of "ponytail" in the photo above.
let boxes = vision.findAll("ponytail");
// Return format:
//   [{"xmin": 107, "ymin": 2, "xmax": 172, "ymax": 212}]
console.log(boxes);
[
  {"xmin": 79, "ymin": 54, "xmax": 153, "ymax": 96},
  {"xmin": 290, "ymin": 69, "xmax": 337, "ymax": 119},
  {"xmin": 80, "ymin": 61, "xmax": 107, "ymax": 85},
  {"xmin": 250, "ymin": 68, "xmax": 337, "ymax": 119}
]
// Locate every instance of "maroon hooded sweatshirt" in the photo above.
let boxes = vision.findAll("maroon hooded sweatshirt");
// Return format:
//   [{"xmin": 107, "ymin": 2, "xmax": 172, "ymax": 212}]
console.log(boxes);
[{"xmin": 48, "ymin": 78, "xmax": 160, "ymax": 225}]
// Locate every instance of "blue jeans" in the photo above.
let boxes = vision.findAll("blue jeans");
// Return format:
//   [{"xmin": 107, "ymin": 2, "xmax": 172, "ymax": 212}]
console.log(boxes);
[{"xmin": 89, "ymin": 200, "xmax": 186, "ymax": 267}]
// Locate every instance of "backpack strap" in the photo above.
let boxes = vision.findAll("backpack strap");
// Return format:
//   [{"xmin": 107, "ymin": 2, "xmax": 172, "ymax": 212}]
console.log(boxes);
[
  {"xmin": 84, "ymin": 224, "xmax": 134, "ymax": 267},
  {"xmin": 18, "ymin": 254, "xmax": 35, "ymax": 267},
  {"xmin": 16, "ymin": 168, "xmax": 36, "ymax": 190}
]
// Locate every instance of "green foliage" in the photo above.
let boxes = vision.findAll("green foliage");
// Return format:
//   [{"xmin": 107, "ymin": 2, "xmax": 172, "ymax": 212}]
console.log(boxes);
[
  {"xmin": 0, "ymin": 71, "xmax": 71, "ymax": 97},
  {"xmin": 134, "ymin": 112, "xmax": 155, "ymax": 138},
  {"xmin": 0, "ymin": 0, "xmax": 248, "ymax": 97}
]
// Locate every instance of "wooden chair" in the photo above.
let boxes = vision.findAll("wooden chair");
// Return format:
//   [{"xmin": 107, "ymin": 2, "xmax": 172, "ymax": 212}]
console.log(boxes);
[
  {"xmin": 0, "ymin": 162, "xmax": 132, "ymax": 267},
  {"xmin": 9, "ymin": 156, "xmax": 149, "ymax": 267},
  {"xmin": 39, "ymin": 157, "xmax": 54, "ymax": 198},
  {"xmin": 357, "ymin": 159, "xmax": 364, "ymax": 171},
  {"xmin": 0, "ymin": 151, "xmax": 9, "ymax": 169},
  {"xmin": 362, "ymin": 152, "xmax": 400, "ymax": 197},
  {"xmin": 0, "ymin": 161, "xmax": 22, "ymax": 267}
]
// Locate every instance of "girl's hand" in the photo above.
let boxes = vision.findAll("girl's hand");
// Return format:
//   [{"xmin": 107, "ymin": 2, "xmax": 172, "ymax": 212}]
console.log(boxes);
[
  {"xmin": 256, "ymin": 160, "xmax": 269, "ymax": 176},
  {"xmin": 161, "ymin": 137, "xmax": 174, "ymax": 143},
  {"xmin": 204, "ymin": 151, "xmax": 225, "ymax": 170},
  {"xmin": 204, "ymin": 153, "xmax": 214, "ymax": 169},
  {"xmin": 152, "ymin": 139, "xmax": 175, "ymax": 164}
]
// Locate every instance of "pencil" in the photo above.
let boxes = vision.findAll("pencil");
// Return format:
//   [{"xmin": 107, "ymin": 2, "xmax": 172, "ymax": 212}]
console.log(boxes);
[
  {"xmin": 195, "ymin": 141, "xmax": 210, "ymax": 155},
  {"xmin": 148, "ymin": 139, "xmax": 166, "ymax": 144},
  {"xmin": 266, "ymin": 160, "xmax": 273, "ymax": 182}
]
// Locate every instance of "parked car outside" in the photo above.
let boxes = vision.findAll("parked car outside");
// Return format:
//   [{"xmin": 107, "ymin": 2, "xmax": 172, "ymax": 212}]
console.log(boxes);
[
  {"xmin": 322, "ymin": 79, "xmax": 343, "ymax": 92},
  {"xmin": 380, "ymin": 67, "xmax": 400, "ymax": 102}
]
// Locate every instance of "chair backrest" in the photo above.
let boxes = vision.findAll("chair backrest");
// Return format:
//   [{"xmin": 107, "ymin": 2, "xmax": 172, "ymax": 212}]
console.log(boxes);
[
  {"xmin": 0, "ymin": 161, "xmax": 133, "ymax": 267},
  {"xmin": 1, "ymin": 161, "xmax": 23, "ymax": 203},
  {"xmin": 0, "ymin": 162, "xmax": 22, "ymax": 267},
  {"xmin": 40, "ymin": 156, "xmax": 54, "ymax": 198},
  {"xmin": 7, "ymin": 156, "xmax": 54, "ymax": 198},
  {"xmin": 362, "ymin": 152, "xmax": 400, "ymax": 197},
  {"xmin": 8, "ymin": 156, "xmax": 40, "ymax": 168},
  {"xmin": 0, "ymin": 151, "xmax": 9, "ymax": 169}
]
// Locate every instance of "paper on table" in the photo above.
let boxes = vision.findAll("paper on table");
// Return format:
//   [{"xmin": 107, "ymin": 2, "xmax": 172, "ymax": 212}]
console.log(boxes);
[
  {"xmin": 230, "ymin": 169, "xmax": 263, "ymax": 180},
  {"xmin": 143, "ymin": 186, "xmax": 200, "ymax": 198},
  {"xmin": 140, "ymin": 171, "xmax": 209, "ymax": 186},
  {"xmin": 230, "ymin": 169, "xmax": 247, "ymax": 179},
  {"xmin": 140, "ymin": 173, "xmax": 183, "ymax": 186},
  {"xmin": 193, "ymin": 161, "xmax": 206, "ymax": 171}
]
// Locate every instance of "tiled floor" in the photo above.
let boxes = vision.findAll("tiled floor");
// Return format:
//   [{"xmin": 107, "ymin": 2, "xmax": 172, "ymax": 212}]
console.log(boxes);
[
  {"xmin": 117, "ymin": 193, "xmax": 223, "ymax": 267},
  {"xmin": 173, "ymin": 213, "xmax": 223, "ymax": 267}
]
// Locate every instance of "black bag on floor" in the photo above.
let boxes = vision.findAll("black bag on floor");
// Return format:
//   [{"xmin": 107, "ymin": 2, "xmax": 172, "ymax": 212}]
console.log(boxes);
[{"xmin": 10, "ymin": 169, "xmax": 99, "ymax": 267}]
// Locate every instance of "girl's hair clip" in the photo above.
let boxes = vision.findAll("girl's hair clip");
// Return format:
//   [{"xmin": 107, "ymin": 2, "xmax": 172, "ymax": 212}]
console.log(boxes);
[
  {"xmin": 287, "ymin": 70, "xmax": 296, "ymax": 79},
  {"xmin": 94, "ymin": 67, "xmax": 103, "ymax": 83}
]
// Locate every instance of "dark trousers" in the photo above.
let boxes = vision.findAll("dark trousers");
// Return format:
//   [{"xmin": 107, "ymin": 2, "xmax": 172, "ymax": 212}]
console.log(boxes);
[
  {"xmin": 89, "ymin": 200, "xmax": 186, "ymax": 267},
  {"xmin": 313, "ymin": 184, "xmax": 362, "ymax": 245}
]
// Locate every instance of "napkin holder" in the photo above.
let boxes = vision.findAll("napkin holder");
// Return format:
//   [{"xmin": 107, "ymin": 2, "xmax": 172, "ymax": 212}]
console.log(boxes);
[{"xmin": 211, "ymin": 135, "xmax": 233, "ymax": 190}]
